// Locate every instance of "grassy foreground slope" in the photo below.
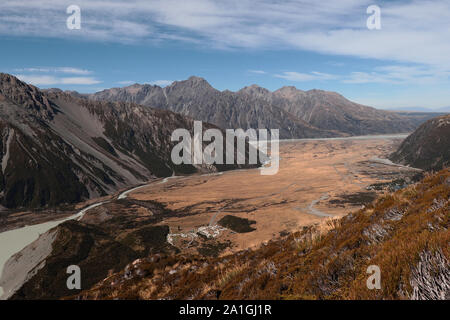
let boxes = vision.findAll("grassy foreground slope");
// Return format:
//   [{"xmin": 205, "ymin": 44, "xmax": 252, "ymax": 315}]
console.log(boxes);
[{"xmin": 74, "ymin": 169, "xmax": 449, "ymax": 300}]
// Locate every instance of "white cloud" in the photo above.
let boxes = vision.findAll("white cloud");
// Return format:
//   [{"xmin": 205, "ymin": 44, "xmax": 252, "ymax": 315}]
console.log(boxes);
[
  {"xmin": 55, "ymin": 67, "xmax": 92, "ymax": 75},
  {"xmin": 0, "ymin": 0, "xmax": 449, "ymax": 69},
  {"xmin": 149, "ymin": 80, "xmax": 173, "ymax": 87},
  {"xmin": 14, "ymin": 67, "xmax": 92, "ymax": 75},
  {"xmin": 343, "ymin": 65, "xmax": 450, "ymax": 85},
  {"xmin": 60, "ymin": 77, "xmax": 101, "ymax": 85},
  {"xmin": 14, "ymin": 66, "xmax": 100, "ymax": 86},
  {"xmin": 14, "ymin": 75, "xmax": 60, "ymax": 86},
  {"xmin": 248, "ymin": 70, "xmax": 266, "ymax": 74},
  {"xmin": 117, "ymin": 80, "xmax": 136, "ymax": 86},
  {"xmin": 271, "ymin": 64, "xmax": 450, "ymax": 85},
  {"xmin": 275, "ymin": 71, "xmax": 336, "ymax": 82},
  {"xmin": 15, "ymin": 74, "xmax": 101, "ymax": 86}
]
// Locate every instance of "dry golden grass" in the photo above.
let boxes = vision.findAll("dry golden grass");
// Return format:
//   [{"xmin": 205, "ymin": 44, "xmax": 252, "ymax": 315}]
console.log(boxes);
[
  {"xmin": 73, "ymin": 168, "xmax": 449, "ymax": 300},
  {"xmin": 126, "ymin": 138, "xmax": 416, "ymax": 255}
]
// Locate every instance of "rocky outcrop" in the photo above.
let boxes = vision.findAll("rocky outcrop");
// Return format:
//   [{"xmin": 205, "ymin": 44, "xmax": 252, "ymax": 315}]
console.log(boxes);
[{"xmin": 410, "ymin": 249, "xmax": 450, "ymax": 300}]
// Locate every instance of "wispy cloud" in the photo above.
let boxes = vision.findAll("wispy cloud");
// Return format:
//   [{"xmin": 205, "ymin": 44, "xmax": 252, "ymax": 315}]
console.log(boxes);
[
  {"xmin": 1, "ymin": 0, "xmax": 450, "ymax": 69},
  {"xmin": 14, "ymin": 75, "xmax": 59, "ymax": 86},
  {"xmin": 14, "ymin": 66, "xmax": 101, "ymax": 86},
  {"xmin": 15, "ymin": 74, "xmax": 101, "ymax": 86},
  {"xmin": 60, "ymin": 77, "xmax": 101, "ymax": 85},
  {"xmin": 14, "ymin": 67, "xmax": 92, "ymax": 75},
  {"xmin": 117, "ymin": 80, "xmax": 136, "ymax": 86},
  {"xmin": 275, "ymin": 71, "xmax": 337, "ymax": 82},
  {"xmin": 343, "ymin": 65, "xmax": 450, "ymax": 85},
  {"xmin": 248, "ymin": 70, "xmax": 267, "ymax": 75},
  {"xmin": 270, "ymin": 64, "xmax": 450, "ymax": 85},
  {"xmin": 117, "ymin": 80, "xmax": 174, "ymax": 87},
  {"xmin": 149, "ymin": 80, "xmax": 173, "ymax": 87}
]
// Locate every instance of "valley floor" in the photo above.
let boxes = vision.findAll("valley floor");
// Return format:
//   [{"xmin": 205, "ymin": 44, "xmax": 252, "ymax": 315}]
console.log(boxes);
[
  {"xmin": 0, "ymin": 134, "xmax": 425, "ymax": 299},
  {"xmin": 119, "ymin": 134, "xmax": 420, "ymax": 255}
]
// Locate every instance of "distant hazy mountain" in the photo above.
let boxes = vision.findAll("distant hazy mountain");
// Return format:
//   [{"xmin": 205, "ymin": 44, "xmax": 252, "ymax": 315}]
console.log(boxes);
[
  {"xmin": 87, "ymin": 77, "xmax": 420, "ymax": 139},
  {"xmin": 437, "ymin": 106, "xmax": 450, "ymax": 113},
  {"xmin": 0, "ymin": 74, "xmax": 251, "ymax": 209},
  {"xmin": 390, "ymin": 114, "xmax": 450, "ymax": 171},
  {"xmin": 389, "ymin": 106, "xmax": 450, "ymax": 113}
]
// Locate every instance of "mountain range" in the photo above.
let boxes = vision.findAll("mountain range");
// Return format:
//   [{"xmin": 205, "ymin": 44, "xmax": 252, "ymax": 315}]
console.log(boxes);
[
  {"xmin": 86, "ymin": 76, "xmax": 432, "ymax": 139},
  {"xmin": 0, "ymin": 73, "xmax": 446, "ymax": 209},
  {"xmin": 0, "ymin": 74, "xmax": 253, "ymax": 209}
]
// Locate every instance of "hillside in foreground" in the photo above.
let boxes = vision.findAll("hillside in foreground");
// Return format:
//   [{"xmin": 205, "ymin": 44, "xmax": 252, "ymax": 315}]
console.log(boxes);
[{"xmin": 72, "ymin": 169, "xmax": 449, "ymax": 300}]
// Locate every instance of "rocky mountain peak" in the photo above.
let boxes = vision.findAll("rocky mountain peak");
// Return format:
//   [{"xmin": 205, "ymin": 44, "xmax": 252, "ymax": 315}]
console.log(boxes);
[
  {"xmin": 238, "ymin": 84, "xmax": 271, "ymax": 98},
  {"xmin": 165, "ymin": 76, "xmax": 216, "ymax": 96},
  {"xmin": 273, "ymin": 86, "xmax": 304, "ymax": 99},
  {"xmin": 0, "ymin": 73, "xmax": 57, "ymax": 119},
  {"xmin": 276, "ymin": 85, "xmax": 299, "ymax": 92},
  {"xmin": 0, "ymin": 73, "xmax": 33, "ymax": 95},
  {"xmin": 182, "ymin": 76, "xmax": 212, "ymax": 88}
]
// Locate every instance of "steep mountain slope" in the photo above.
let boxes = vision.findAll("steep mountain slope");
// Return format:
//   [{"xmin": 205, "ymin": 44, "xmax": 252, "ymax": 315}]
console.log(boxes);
[
  {"xmin": 1, "ymin": 197, "xmax": 194, "ymax": 299},
  {"xmin": 390, "ymin": 114, "xmax": 450, "ymax": 171},
  {"xmin": 0, "ymin": 74, "xmax": 254, "ymax": 209},
  {"xmin": 72, "ymin": 168, "xmax": 449, "ymax": 300},
  {"xmin": 2, "ymin": 221, "xmax": 139, "ymax": 300},
  {"xmin": 88, "ymin": 77, "xmax": 417, "ymax": 138}
]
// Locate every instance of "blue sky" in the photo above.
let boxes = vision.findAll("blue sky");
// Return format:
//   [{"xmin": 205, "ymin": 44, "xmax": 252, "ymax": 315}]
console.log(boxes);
[{"xmin": 1, "ymin": 0, "xmax": 450, "ymax": 110}]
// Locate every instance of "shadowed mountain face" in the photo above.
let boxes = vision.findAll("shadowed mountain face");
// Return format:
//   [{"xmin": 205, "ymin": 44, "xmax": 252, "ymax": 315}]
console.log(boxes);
[
  {"xmin": 0, "ymin": 74, "xmax": 254, "ymax": 209},
  {"xmin": 390, "ymin": 114, "xmax": 450, "ymax": 171},
  {"xmin": 87, "ymin": 76, "xmax": 419, "ymax": 138},
  {"xmin": 7, "ymin": 221, "xmax": 140, "ymax": 300}
]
